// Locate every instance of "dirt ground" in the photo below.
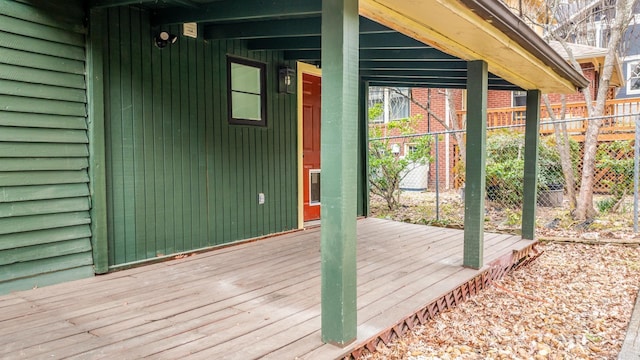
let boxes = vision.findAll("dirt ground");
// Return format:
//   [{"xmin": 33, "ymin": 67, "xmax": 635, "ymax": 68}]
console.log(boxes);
[
  {"xmin": 365, "ymin": 191, "xmax": 640, "ymax": 359},
  {"xmin": 369, "ymin": 191, "xmax": 639, "ymax": 244}
]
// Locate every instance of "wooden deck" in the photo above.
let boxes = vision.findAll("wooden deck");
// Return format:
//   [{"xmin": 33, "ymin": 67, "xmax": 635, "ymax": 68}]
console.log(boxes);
[{"xmin": 0, "ymin": 218, "xmax": 536, "ymax": 359}]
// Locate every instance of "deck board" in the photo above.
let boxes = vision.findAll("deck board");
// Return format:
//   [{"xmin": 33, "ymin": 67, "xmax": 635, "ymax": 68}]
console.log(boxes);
[{"xmin": 1, "ymin": 218, "xmax": 535, "ymax": 359}]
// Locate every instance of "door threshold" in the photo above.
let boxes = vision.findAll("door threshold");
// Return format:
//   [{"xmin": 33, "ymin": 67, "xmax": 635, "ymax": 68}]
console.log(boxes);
[{"xmin": 304, "ymin": 220, "xmax": 321, "ymax": 229}]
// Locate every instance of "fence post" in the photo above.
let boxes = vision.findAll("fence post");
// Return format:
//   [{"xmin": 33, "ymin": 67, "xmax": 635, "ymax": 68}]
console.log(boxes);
[
  {"xmin": 634, "ymin": 115, "xmax": 639, "ymax": 233},
  {"xmin": 435, "ymin": 135, "xmax": 440, "ymax": 221}
]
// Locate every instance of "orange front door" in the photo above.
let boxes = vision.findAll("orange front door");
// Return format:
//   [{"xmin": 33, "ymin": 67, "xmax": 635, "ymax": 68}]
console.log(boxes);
[{"xmin": 303, "ymin": 73, "xmax": 321, "ymax": 221}]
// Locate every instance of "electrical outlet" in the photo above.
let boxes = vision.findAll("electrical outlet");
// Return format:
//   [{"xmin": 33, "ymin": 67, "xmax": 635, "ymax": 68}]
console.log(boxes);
[{"xmin": 258, "ymin": 193, "xmax": 265, "ymax": 204}]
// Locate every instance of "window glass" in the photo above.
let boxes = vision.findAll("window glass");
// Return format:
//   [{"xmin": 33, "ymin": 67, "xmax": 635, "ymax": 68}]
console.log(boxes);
[
  {"xmin": 310, "ymin": 171, "xmax": 321, "ymax": 204},
  {"xmin": 512, "ymin": 90, "xmax": 527, "ymax": 107},
  {"xmin": 231, "ymin": 92, "xmax": 261, "ymax": 120},
  {"xmin": 368, "ymin": 87, "xmax": 384, "ymax": 123},
  {"xmin": 389, "ymin": 88, "xmax": 410, "ymax": 121},
  {"xmin": 367, "ymin": 87, "xmax": 410, "ymax": 123},
  {"xmin": 228, "ymin": 57, "xmax": 266, "ymax": 126},
  {"xmin": 231, "ymin": 63, "xmax": 261, "ymax": 93}
]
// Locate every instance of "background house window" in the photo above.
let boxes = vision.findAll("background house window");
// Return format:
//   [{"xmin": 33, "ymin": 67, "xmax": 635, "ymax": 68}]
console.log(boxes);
[
  {"xmin": 389, "ymin": 88, "xmax": 410, "ymax": 121},
  {"xmin": 227, "ymin": 56, "xmax": 267, "ymax": 126},
  {"xmin": 512, "ymin": 90, "xmax": 527, "ymax": 107},
  {"xmin": 368, "ymin": 87, "xmax": 410, "ymax": 123},
  {"xmin": 627, "ymin": 61, "xmax": 640, "ymax": 95},
  {"xmin": 368, "ymin": 87, "xmax": 385, "ymax": 123},
  {"xmin": 512, "ymin": 90, "xmax": 527, "ymax": 123}
]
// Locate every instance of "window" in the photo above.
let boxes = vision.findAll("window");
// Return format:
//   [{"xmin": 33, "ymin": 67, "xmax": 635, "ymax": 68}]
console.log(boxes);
[
  {"xmin": 367, "ymin": 87, "xmax": 410, "ymax": 123},
  {"xmin": 627, "ymin": 61, "xmax": 640, "ymax": 95},
  {"xmin": 368, "ymin": 87, "xmax": 384, "ymax": 123},
  {"xmin": 404, "ymin": 143, "xmax": 418, "ymax": 156},
  {"xmin": 512, "ymin": 90, "xmax": 527, "ymax": 123},
  {"xmin": 389, "ymin": 88, "xmax": 410, "ymax": 121},
  {"xmin": 227, "ymin": 56, "xmax": 267, "ymax": 126},
  {"xmin": 512, "ymin": 90, "xmax": 527, "ymax": 107},
  {"xmin": 309, "ymin": 170, "xmax": 321, "ymax": 205}
]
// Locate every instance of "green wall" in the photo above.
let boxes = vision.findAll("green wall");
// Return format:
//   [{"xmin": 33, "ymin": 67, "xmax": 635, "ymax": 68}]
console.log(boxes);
[
  {"xmin": 102, "ymin": 7, "xmax": 298, "ymax": 267},
  {"xmin": 0, "ymin": 0, "xmax": 94, "ymax": 294}
]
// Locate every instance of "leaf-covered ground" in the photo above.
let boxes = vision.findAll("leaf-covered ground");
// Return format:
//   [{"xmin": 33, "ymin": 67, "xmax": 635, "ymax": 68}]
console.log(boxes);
[
  {"xmin": 362, "ymin": 243, "xmax": 640, "ymax": 359},
  {"xmin": 370, "ymin": 191, "xmax": 638, "ymax": 242}
]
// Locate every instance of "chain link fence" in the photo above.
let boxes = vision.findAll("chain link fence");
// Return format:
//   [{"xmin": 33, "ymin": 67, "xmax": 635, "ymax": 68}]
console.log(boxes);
[{"xmin": 369, "ymin": 114, "xmax": 639, "ymax": 238}]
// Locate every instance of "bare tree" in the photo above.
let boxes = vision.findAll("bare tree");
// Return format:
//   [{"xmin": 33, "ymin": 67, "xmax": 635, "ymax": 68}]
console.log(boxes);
[
  {"xmin": 515, "ymin": 0, "xmax": 638, "ymax": 220},
  {"xmin": 542, "ymin": 94, "xmax": 578, "ymax": 208}
]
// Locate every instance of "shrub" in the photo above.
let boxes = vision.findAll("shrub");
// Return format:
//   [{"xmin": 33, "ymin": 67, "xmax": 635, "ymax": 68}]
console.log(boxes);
[
  {"xmin": 368, "ymin": 109, "xmax": 432, "ymax": 210},
  {"xmin": 485, "ymin": 131, "xmax": 564, "ymax": 208}
]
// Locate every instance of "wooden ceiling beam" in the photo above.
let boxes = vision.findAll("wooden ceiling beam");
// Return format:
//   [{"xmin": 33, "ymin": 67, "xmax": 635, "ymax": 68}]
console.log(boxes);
[
  {"xmin": 248, "ymin": 33, "xmax": 426, "ymax": 51},
  {"xmin": 204, "ymin": 17, "xmax": 391, "ymax": 40},
  {"xmin": 152, "ymin": 0, "xmax": 322, "ymax": 26}
]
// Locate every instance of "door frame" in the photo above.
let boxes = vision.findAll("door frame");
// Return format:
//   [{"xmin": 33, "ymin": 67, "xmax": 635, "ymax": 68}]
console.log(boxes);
[{"xmin": 297, "ymin": 61, "xmax": 322, "ymax": 229}]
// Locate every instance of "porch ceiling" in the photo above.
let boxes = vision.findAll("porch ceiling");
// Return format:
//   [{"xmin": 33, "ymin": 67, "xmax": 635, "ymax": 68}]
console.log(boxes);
[{"xmin": 89, "ymin": 0, "xmax": 588, "ymax": 92}]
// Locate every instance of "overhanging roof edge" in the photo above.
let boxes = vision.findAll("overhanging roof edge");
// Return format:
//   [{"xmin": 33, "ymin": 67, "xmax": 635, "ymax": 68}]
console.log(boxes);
[{"xmin": 459, "ymin": 0, "xmax": 590, "ymax": 90}]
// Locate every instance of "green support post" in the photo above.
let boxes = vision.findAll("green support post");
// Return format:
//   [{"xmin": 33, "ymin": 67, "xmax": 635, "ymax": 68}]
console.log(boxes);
[
  {"xmin": 87, "ymin": 8, "xmax": 109, "ymax": 274},
  {"xmin": 522, "ymin": 90, "xmax": 542, "ymax": 240},
  {"xmin": 320, "ymin": 0, "xmax": 359, "ymax": 346},
  {"xmin": 357, "ymin": 80, "xmax": 370, "ymax": 217},
  {"xmin": 463, "ymin": 60, "xmax": 488, "ymax": 269}
]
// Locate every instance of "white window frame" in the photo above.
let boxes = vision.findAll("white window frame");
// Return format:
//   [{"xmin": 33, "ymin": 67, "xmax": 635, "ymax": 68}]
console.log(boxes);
[
  {"xmin": 308, "ymin": 169, "xmax": 321, "ymax": 206},
  {"xmin": 368, "ymin": 87, "xmax": 410, "ymax": 124},
  {"xmin": 368, "ymin": 87, "xmax": 385, "ymax": 124},
  {"xmin": 512, "ymin": 90, "xmax": 527, "ymax": 107},
  {"xmin": 404, "ymin": 143, "xmax": 418, "ymax": 157},
  {"xmin": 626, "ymin": 57, "xmax": 640, "ymax": 95}
]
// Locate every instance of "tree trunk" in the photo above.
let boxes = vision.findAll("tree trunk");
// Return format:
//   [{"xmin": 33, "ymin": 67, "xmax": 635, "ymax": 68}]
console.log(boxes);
[
  {"xmin": 574, "ymin": 0, "xmax": 636, "ymax": 220},
  {"xmin": 543, "ymin": 94, "xmax": 577, "ymax": 209}
]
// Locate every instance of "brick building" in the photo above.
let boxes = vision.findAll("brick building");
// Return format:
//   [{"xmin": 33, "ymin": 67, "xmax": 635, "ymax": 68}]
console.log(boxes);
[{"xmin": 400, "ymin": 41, "xmax": 623, "ymax": 191}]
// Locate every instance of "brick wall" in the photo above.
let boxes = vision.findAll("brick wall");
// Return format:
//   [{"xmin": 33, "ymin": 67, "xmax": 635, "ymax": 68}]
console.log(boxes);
[
  {"xmin": 487, "ymin": 90, "xmax": 513, "ymax": 108},
  {"xmin": 404, "ymin": 62, "xmax": 603, "ymax": 190},
  {"xmin": 409, "ymin": 88, "xmax": 462, "ymax": 190}
]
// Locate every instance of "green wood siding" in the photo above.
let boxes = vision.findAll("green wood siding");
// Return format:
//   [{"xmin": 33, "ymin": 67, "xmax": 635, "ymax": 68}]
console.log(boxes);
[
  {"xmin": 103, "ymin": 7, "xmax": 297, "ymax": 267},
  {"xmin": 0, "ymin": 0, "xmax": 93, "ymax": 294}
]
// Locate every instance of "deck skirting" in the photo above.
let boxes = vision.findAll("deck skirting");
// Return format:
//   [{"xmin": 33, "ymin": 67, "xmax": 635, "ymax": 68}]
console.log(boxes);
[{"xmin": 348, "ymin": 241, "xmax": 541, "ymax": 359}]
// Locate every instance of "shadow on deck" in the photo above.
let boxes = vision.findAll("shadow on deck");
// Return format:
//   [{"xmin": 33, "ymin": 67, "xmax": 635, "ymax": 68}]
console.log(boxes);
[{"xmin": 0, "ymin": 218, "xmax": 537, "ymax": 359}]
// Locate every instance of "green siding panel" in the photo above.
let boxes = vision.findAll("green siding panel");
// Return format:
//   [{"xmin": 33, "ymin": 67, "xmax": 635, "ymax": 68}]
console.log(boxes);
[
  {"xmin": 0, "ymin": 112, "xmax": 87, "ymax": 130},
  {"xmin": 0, "ymin": 170, "xmax": 89, "ymax": 186},
  {"xmin": 0, "ymin": 265, "xmax": 94, "ymax": 294},
  {"xmin": 0, "ymin": 158, "xmax": 88, "ymax": 172},
  {"xmin": 0, "ymin": 47, "xmax": 85, "ymax": 74},
  {"xmin": 0, "ymin": 14, "xmax": 85, "ymax": 47},
  {"xmin": 103, "ymin": 7, "xmax": 297, "ymax": 267},
  {"xmin": 0, "ymin": 79, "xmax": 87, "ymax": 102},
  {"xmin": 0, "ymin": 63, "xmax": 86, "ymax": 89},
  {"xmin": 0, "ymin": 95, "xmax": 86, "ymax": 117},
  {"xmin": 0, "ymin": 0, "xmax": 85, "ymax": 33},
  {"xmin": 0, "ymin": 126, "xmax": 88, "ymax": 143},
  {"xmin": 0, "ymin": 225, "xmax": 91, "ymax": 250},
  {"xmin": 0, "ymin": 30, "xmax": 85, "ymax": 60},
  {"xmin": 0, "ymin": 238, "xmax": 91, "ymax": 266},
  {"xmin": 0, "ymin": 0, "xmax": 92, "ymax": 294},
  {"xmin": 0, "ymin": 143, "xmax": 88, "ymax": 158},
  {"xmin": 0, "ymin": 211, "xmax": 90, "ymax": 236},
  {"xmin": 0, "ymin": 184, "xmax": 89, "ymax": 202},
  {"xmin": 0, "ymin": 252, "xmax": 93, "ymax": 282},
  {"xmin": 0, "ymin": 197, "xmax": 90, "ymax": 218}
]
